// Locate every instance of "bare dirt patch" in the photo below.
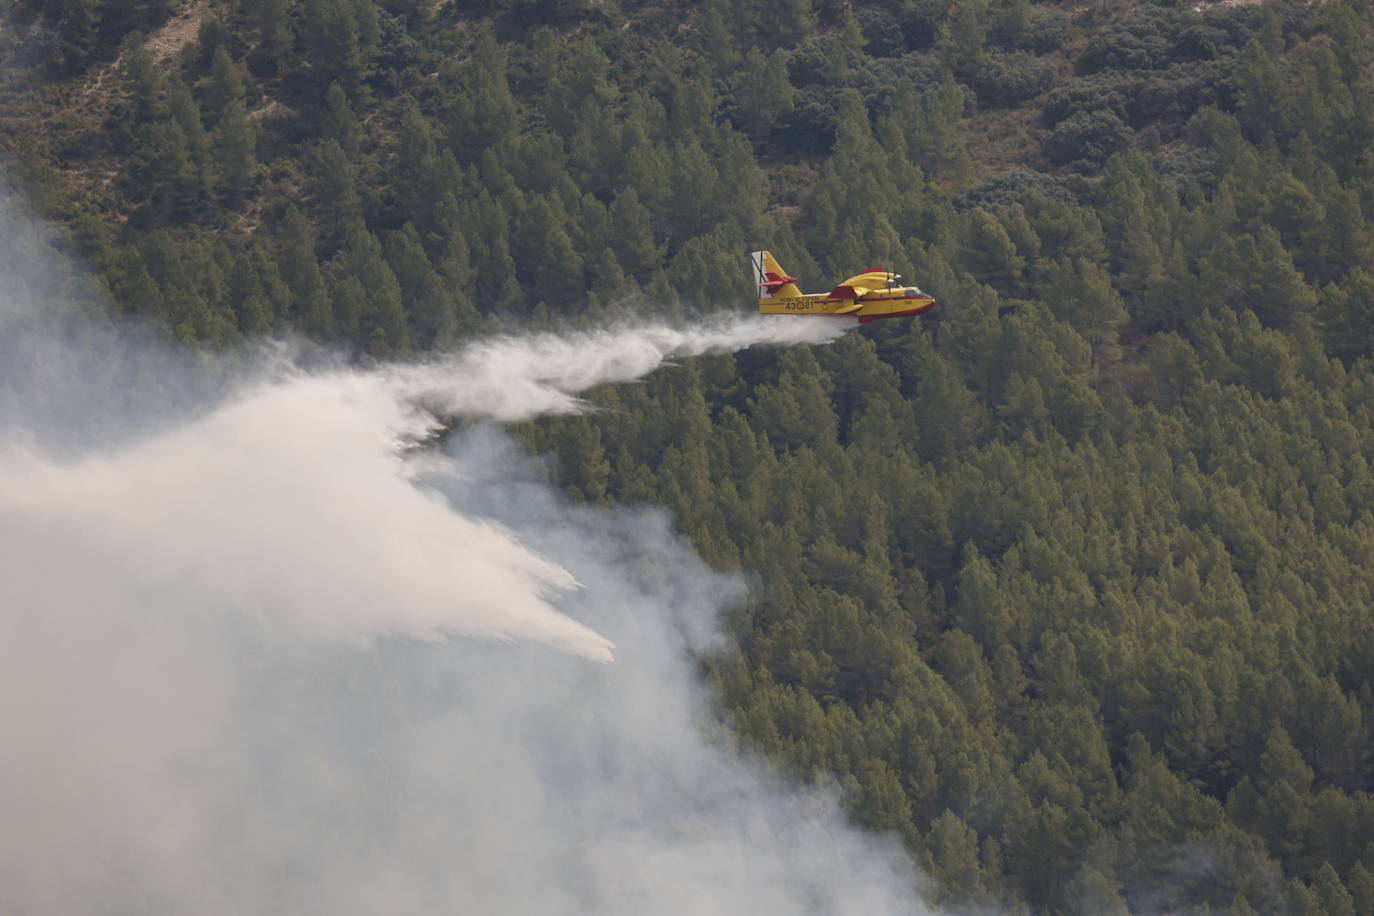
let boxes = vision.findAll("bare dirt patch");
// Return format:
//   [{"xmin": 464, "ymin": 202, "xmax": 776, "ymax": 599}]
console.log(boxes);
[{"xmin": 144, "ymin": 0, "xmax": 212, "ymax": 66}]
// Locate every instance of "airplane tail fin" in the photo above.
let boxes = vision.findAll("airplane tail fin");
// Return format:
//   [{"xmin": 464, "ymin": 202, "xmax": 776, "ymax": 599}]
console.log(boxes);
[{"xmin": 751, "ymin": 250, "xmax": 801, "ymax": 298}]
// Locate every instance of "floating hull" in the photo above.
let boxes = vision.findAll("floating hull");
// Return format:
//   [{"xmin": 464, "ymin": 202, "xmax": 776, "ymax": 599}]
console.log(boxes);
[{"xmin": 757, "ymin": 295, "xmax": 936, "ymax": 322}]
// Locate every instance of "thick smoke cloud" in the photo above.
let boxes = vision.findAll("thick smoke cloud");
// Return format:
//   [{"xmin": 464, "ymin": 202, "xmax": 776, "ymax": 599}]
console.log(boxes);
[{"xmin": 0, "ymin": 185, "xmax": 933, "ymax": 914}]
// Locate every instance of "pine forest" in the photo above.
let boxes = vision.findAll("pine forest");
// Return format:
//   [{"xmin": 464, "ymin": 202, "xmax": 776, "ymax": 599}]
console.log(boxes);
[{"xmin": 6, "ymin": 0, "xmax": 1374, "ymax": 911}]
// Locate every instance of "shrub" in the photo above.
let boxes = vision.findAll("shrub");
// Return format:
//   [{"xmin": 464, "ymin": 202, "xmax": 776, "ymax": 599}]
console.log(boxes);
[
  {"xmin": 1023, "ymin": 8, "xmax": 1073, "ymax": 55},
  {"xmin": 1045, "ymin": 61, "xmax": 1233, "ymax": 131},
  {"xmin": 1079, "ymin": 7, "xmax": 1177, "ymax": 73},
  {"xmin": 972, "ymin": 51, "xmax": 1057, "ymax": 106},
  {"xmin": 1129, "ymin": 59, "xmax": 1233, "ymax": 124},
  {"xmin": 1043, "ymin": 75, "xmax": 1131, "ymax": 127},
  {"xmin": 775, "ymin": 87, "xmax": 842, "ymax": 154},
  {"xmin": 899, "ymin": 0, "xmax": 948, "ymax": 52},
  {"xmin": 1043, "ymin": 109, "xmax": 1134, "ymax": 172},
  {"xmin": 852, "ymin": 52, "xmax": 944, "ymax": 116},
  {"xmin": 1152, "ymin": 147, "xmax": 1221, "ymax": 192},
  {"xmin": 854, "ymin": 7, "xmax": 905, "ymax": 58},
  {"xmin": 1174, "ymin": 24, "xmax": 1228, "ymax": 62},
  {"xmin": 956, "ymin": 171, "xmax": 1085, "ymax": 209},
  {"xmin": 786, "ymin": 40, "xmax": 831, "ymax": 88}
]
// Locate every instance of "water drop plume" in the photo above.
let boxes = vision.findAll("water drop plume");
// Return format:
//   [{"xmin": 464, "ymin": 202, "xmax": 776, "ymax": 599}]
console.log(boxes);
[{"xmin": 398, "ymin": 313, "xmax": 853, "ymax": 421}]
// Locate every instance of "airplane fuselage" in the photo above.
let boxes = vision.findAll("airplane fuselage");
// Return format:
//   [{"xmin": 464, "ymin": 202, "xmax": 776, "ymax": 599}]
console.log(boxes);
[{"xmin": 758, "ymin": 288, "xmax": 936, "ymax": 323}]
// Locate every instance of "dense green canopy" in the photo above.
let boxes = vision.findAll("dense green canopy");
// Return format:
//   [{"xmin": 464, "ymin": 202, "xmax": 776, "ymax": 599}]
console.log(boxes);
[{"xmin": 6, "ymin": 0, "xmax": 1374, "ymax": 910}]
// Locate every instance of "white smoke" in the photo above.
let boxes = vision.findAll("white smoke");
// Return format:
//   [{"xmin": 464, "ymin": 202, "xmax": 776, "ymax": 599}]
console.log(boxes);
[
  {"xmin": 0, "ymin": 372, "xmax": 611, "ymax": 660},
  {"xmin": 399, "ymin": 317, "xmax": 853, "ymax": 422},
  {"xmin": 0, "ymin": 185, "xmax": 932, "ymax": 914}
]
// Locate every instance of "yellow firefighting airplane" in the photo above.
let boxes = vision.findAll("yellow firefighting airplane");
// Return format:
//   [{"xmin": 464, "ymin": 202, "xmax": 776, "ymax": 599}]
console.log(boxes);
[{"xmin": 752, "ymin": 250, "xmax": 936, "ymax": 323}]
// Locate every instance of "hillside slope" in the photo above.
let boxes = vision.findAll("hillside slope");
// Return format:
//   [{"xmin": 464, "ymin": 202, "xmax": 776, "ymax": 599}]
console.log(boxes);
[{"xmin": 6, "ymin": 0, "xmax": 1374, "ymax": 911}]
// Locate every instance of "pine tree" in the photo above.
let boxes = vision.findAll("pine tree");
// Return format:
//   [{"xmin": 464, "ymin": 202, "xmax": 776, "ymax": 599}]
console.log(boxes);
[
  {"xmin": 692, "ymin": 0, "xmax": 741, "ymax": 74},
  {"xmin": 389, "ymin": 106, "xmax": 441, "ymax": 232},
  {"xmin": 1234, "ymin": 38, "xmax": 1291, "ymax": 144},
  {"xmin": 242, "ymin": 0, "xmax": 293, "ymax": 59},
  {"xmin": 56, "ymin": 0, "xmax": 101, "ymax": 74},
  {"xmin": 1320, "ymin": 268, "xmax": 1374, "ymax": 361},
  {"xmin": 384, "ymin": 223, "xmax": 455, "ymax": 349},
  {"xmin": 228, "ymin": 246, "xmax": 270, "ymax": 336},
  {"xmin": 1316, "ymin": 862, "xmax": 1358, "ymax": 916},
  {"xmin": 320, "ymin": 81, "xmax": 363, "ymax": 157},
  {"xmin": 311, "ymin": 139, "xmax": 364, "ymax": 244},
  {"xmin": 734, "ymin": 48, "xmax": 795, "ymax": 141},
  {"xmin": 513, "ymin": 196, "xmax": 582, "ymax": 310},
  {"xmin": 961, "ymin": 211, "xmax": 1025, "ymax": 290},
  {"xmin": 204, "ymin": 47, "xmax": 246, "ymax": 126},
  {"xmin": 335, "ymin": 224, "xmax": 409, "ymax": 356},
  {"xmin": 276, "ymin": 205, "xmax": 333, "ymax": 338},
  {"xmin": 607, "ymin": 189, "xmax": 661, "ymax": 279},
  {"xmin": 1347, "ymin": 861, "xmax": 1374, "ymax": 916},
  {"xmin": 443, "ymin": 26, "xmax": 518, "ymax": 157},
  {"xmin": 1040, "ymin": 258, "xmax": 1127, "ymax": 370},
  {"xmin": 215, "ymin": 99, "xmax": 259, "ymax": 199},
  {"xmin": 926, "ymin": 810, "xmax": 988, "ymax": 904},
  {"xmin": 301, "ymin": 0, "xmax": 381, "ymax": 99},
  {"xmin": 330, "ymin": 275, "xmax": 367, "ymax": 343}
]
